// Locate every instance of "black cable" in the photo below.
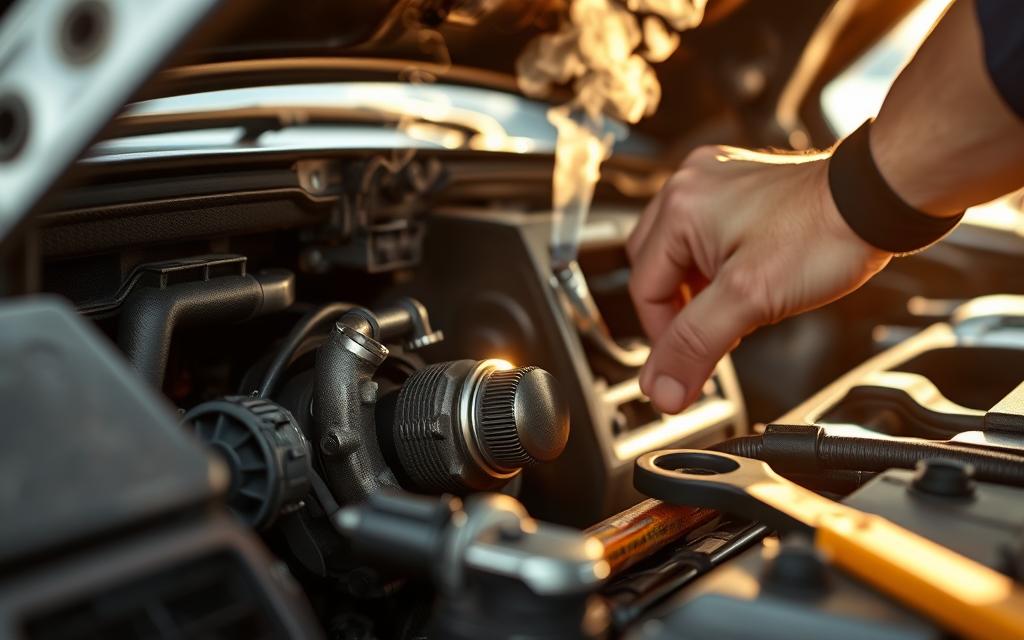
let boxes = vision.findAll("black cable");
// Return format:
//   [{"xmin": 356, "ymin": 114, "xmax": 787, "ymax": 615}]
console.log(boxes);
[
  {"xmin": 255, "ymin": 302, "xmax": 355, "ymax": 398},
  {"xmin": 713, "ymin": 428, "xmax": 1024, "ymax": 486},
  {"xmin": 817, "ymin": 436, "xmax": 1024, "ymax": 485}
]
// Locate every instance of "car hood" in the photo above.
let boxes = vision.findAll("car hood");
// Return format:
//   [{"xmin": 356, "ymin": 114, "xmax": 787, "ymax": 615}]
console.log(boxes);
[{"xmin": 161, "ymin": 0, "xmax": 922, "ymax": 146}]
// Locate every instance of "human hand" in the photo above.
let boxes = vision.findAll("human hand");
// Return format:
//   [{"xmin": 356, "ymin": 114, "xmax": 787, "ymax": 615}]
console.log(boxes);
[{"xmin": 627, "ymin": 145, "xmax": 893, "ymax": 414}]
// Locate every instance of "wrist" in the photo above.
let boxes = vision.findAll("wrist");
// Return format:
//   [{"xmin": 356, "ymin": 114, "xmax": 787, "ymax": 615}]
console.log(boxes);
[
  {"xmin": 809, "ymin": 156, "xmax": 892, "ymax": 258},
  {"xmin": 869, "ymin": 118, "xmax": 964, "ymax": 219},
  {"xmin": 827, "ymin": 120, "xmax": 964, "ymax": 255}
]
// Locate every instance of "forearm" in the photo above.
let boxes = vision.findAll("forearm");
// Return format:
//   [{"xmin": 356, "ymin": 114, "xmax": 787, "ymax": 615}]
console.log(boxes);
[{"xmin": 870, "ymin": 0, "xmax": 1024, "ymax": 218}]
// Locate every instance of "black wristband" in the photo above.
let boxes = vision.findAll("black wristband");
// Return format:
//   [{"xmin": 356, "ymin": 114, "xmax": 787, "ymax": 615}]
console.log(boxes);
[{"xmin": 827, "ymin": 119, "xmax": 964, "ymax": 255}]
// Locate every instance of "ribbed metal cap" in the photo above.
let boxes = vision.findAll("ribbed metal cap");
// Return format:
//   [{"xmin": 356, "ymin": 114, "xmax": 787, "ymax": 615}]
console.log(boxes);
[{"xmin": 478, "ymin": 366, "xmax": 569, "ymax": 470}]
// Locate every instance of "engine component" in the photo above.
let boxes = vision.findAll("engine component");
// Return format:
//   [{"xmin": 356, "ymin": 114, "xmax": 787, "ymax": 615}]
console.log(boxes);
[
  {"xmin": 115, "ymin": 255, "xmax": 295, "ymax": 387},
  {"xmin": 381, "ymin": 358, "xmax": 570, "ymax": 493},
  {"xmin": 634, "ymin": 449, "xmax": 1024, "ymax": 640},
  {"xmin": 183, "ymin": 396, "xmax": 311, "ymax": 529},
  {"xmin": 713, "ymin": 423, "xmax": 1024, "ymax": 486},
  {"xmin": 312, "ymin": 313, "xmax": 395, "ymax": 504},
  {"xmin": 372, "ymin": 297, "xmax": 444, "ymax": 351},
  {"xmin": 584, "ymin": 499, "xmax": 717, "ymax": 576},
  {"xmin": 257, "ymin": 296, "xmax": 441, "ymax": 398},
  {"xmin": 845, "ymin": 463, "xmax": 1024, "ymax": 571},
  {"xmin": 307, "ymin": 299, "xmax": 567, "ymax": 503},
  {"xmin": 336, "ymin": 491, "xmax": 610, "ymax": 640},
  {"xmin": 256, "ymin": 302, "xmax": 355, "ymax": 399},
  {"xmin": 630, "ymin": 464, "xmax": 1024, "ymax": 640}
]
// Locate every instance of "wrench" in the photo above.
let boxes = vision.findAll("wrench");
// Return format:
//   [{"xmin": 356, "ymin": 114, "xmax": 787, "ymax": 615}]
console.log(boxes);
[{"xmin": 634, "ymin": 449, "xmax": 1024, "ymax": 640}]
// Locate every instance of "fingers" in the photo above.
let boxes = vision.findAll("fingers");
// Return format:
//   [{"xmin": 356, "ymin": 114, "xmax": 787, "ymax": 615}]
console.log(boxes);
[
  {"xmin": 626, "ymin": 188, "xmax": 665, "ymax": 260},
  {"xmin": 639, "ymin": 272, "xmax": 762, "ymax": 414},
  {"xmin": 628, "ymin": 196, "xmax": 694, "ymax": 341}
]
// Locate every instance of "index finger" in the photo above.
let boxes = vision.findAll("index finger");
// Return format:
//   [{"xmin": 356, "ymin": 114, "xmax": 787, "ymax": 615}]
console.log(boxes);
[{"xmin": 628, "ymin": 201, "xmax": 694, "ymax": 342}]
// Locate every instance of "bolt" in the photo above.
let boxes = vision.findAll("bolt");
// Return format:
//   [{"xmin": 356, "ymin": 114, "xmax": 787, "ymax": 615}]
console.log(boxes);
[
  {"xmin": 762, "ymin": 534, "xmax": 829, "ymax": 594},
  {"xmin": 320, "ymin": 431, "xmax": 344, "ymax": 456},
  {"xmin": 911, "ymin": 458, "xmax": 975, "ymax": 498}
]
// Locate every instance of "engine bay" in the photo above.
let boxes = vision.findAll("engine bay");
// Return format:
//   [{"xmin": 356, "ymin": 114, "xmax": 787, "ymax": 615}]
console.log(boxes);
[{"xmin": 2, "ymin": 1, "xmax": 1024, "ymax": 639}]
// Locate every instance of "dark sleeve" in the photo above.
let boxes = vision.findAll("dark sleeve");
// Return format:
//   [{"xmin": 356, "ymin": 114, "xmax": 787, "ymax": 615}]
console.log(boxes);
[{"xmin": 975, "ymin": 0, "xmax": 1024, "ymax": 120}]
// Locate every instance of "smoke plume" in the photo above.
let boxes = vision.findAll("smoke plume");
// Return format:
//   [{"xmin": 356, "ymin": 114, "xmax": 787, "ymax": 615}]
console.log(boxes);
[{"xmin": 516, "ymin": 0, "xmax": 707, "ymax": 266}]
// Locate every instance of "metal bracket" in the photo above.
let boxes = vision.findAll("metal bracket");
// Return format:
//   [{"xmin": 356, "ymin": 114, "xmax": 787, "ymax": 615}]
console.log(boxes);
[{"xmin": 300, "ymin": 154, "xmax": 446, "ymax": 273}]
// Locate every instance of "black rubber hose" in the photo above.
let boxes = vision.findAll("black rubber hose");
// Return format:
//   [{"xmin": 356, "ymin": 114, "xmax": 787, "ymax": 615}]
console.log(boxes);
[
  {"xmin": 713, "ymin": 431, "xmax": 1024, "ymax": 486},
  {"xmin": 254, "ymin": 298, "xmax": 434, "ymax": 399},
  {"xmin": 255, "ymin": 302, "xmax": 355, "ymax": 398},
  {"xmin": 817, "ymin": 436, "xmax": 1024, "ymax": 485},
  {"xmin": 119, "ymin": 270, "xmax": 294, "ymax": 388}
]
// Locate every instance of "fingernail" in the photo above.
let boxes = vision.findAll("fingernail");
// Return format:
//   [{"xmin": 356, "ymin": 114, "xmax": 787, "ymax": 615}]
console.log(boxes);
[{"xmin": 652, "ymin": 376, "xmax": 687, "ymax": 414}]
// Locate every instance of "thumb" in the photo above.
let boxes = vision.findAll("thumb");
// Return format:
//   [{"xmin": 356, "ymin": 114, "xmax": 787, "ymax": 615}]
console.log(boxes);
[{"xmin": 639, "ymin": 272, "xmax": 762, "ymax": 414}]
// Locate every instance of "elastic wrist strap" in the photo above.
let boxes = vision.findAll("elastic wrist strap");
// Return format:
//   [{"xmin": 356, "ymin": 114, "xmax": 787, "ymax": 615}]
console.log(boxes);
[{"xmin": 827, "ymin": 119, "xmax": 964, "ymax": 255}]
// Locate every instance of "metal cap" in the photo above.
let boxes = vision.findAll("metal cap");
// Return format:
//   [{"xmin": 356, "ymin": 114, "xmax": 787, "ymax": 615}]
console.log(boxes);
[{"xmin": 478, "ymin": 366, "xmax": 570, "ymax": 470}]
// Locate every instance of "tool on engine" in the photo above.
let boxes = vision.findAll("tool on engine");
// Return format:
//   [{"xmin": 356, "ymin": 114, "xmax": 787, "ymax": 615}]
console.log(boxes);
[
  {"xmin": 584, "ymin": 498, "xmax": 717, "ymax": 576},
  {"xmin": 634, "ymin": 449, "xmax": 1024, "ymax": 640},
  {"xmin": 336, "ymin": 491, "xmax": 610, "ymax": 640}
]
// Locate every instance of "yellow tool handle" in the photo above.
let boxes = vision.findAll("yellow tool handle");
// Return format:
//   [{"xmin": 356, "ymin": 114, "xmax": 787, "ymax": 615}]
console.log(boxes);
[
  {"xmin": 748, "ymin": 478, "xmax": 1024, "ymax": 638},
  {"xmin": 817, "ymin": 511, "xmax": 1024, "ymax": 640}
]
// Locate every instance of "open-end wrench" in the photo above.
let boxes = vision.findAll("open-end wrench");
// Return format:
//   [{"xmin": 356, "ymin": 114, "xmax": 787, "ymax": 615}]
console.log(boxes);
[{"xmin": 634, "ymin": 449, "xmax": 1024, "ymax": 640}]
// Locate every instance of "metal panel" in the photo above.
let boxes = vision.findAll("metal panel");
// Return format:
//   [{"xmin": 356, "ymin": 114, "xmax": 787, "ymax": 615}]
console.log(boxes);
[{"xmin": 0, "ymin": 0, "xmax": 220, "ymax": 241}]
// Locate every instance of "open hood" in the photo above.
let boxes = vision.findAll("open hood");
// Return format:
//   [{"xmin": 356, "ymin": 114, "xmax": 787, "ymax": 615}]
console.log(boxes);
[{"xmin": 162, "ymin": 0, "xmax": 923, "ymax": 148}]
